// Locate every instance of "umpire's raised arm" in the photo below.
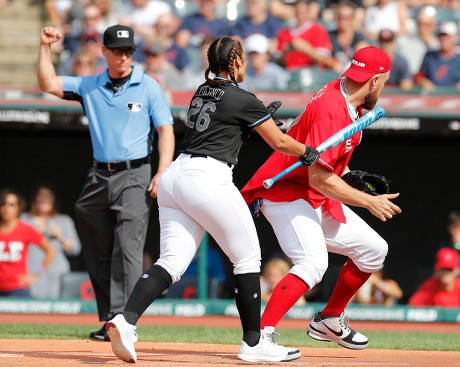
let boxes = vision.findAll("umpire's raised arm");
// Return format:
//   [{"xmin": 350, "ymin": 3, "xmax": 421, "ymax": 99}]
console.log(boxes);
[{"xmin": 37, "ymin": 26, "xmax": 64, "ymax": 98}]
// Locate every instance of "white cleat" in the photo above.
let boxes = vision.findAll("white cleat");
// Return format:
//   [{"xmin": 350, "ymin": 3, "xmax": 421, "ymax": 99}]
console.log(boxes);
[
  {"xmin": 307, "ymin": 312, "xmax": 368, "ymax": 350},
  {"xmin": 237, "ymin": 326, "xmax": 301, "ymax": 362},
  {"xmin": 106, "ymin": 314, "xmax": 138, "ymax": 363}
]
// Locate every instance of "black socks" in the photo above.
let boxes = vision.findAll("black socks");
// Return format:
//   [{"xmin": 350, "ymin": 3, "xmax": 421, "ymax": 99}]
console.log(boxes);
[
  {"xmin": 234, "ymin": 273, "xmax": 261, "ymax": 347},
  {"xmin": 123, "ymin": 265, "xmax": 172, "ymax": 325}
]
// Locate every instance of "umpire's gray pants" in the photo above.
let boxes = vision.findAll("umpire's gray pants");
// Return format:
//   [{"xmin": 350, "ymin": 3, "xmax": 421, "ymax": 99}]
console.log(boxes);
[{"xmin": 75, "ymin": 164, "xmax": 152, "ymax": 321}]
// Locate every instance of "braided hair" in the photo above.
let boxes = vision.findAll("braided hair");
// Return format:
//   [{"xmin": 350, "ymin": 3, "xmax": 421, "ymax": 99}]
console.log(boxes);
[{"xmin": 205, "ymin": 36, "xmax": 244, "ymax": 86}]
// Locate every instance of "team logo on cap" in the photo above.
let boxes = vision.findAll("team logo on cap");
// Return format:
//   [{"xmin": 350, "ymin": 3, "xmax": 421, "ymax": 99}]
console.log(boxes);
[
  {"xmin": 351, "ymin": 59, "xmax": 366, "ymax": 68},
  {"xmin": 117, "ymin": 30, "xmax": 130, "ymax": 39}
]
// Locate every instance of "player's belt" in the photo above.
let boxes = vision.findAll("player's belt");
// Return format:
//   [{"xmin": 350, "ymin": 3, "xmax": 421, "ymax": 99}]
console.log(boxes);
[
  {"xmin": 190, "ymin": 153, "xmax": 232, "ymax": 168},
  {"xmin": 94, "ymin": 156, "xmax": 150, "ymax": 172}
]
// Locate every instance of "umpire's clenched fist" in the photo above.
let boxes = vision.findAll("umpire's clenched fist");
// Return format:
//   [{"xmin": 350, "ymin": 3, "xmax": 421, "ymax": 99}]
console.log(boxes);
[{"xmin": 40, "ymin": 26, "xmax": 62, "ymax": 45}]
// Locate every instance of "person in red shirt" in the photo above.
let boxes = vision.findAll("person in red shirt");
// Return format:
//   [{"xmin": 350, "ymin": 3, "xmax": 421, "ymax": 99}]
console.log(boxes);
[
  {"xmin": 275, "ymin": 0, "xmax": 334, "ymax": 70},
  {"xmin": 408, "ymin": 247, "xmax": 460, "ymax": 307},
  {"xmin": 241, "ymin": 46, "xmax": 401, "ymax": 350},
  {"xmin": 0, "ymin": 189, "xmax": 55, "ymax": 297}
]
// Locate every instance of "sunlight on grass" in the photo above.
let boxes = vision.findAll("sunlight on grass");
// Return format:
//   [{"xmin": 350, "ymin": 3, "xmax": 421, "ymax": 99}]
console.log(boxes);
[{"xmin": 0, "ymin": 324, "xmax": 458, "ymax": 351}]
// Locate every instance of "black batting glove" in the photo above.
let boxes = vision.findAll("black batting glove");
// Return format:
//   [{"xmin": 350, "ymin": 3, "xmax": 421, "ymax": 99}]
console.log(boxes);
[
  {"xmin": 300, "ymin": 146, "xmax": 319, "ymax": 166},
  {"xmin": 266, "ymin": 100, "xmax": 283, "ymax": 126}
]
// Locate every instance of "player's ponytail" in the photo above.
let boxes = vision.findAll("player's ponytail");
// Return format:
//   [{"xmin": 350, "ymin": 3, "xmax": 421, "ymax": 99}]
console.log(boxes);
[{"xmin": 205, "ymin": 36, "xmax": 243, "ymax": 86}]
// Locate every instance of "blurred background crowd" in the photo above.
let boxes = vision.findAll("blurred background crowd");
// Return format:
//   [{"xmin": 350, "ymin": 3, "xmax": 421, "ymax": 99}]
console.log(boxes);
[{"xmin": 29, "ymin": 0, "xmax": 460, "ymax": 94}]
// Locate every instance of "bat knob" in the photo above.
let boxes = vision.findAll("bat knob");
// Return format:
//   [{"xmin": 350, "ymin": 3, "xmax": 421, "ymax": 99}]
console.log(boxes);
[{"xmin": 263, "ymin": 179, "xmax": 274, "ymax": 189}]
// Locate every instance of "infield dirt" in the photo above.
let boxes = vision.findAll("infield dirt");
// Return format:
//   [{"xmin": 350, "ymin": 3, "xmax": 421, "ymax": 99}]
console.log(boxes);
[{"xmin": 0, "ymin": 313, "xmax": 459, "ymax": 367}]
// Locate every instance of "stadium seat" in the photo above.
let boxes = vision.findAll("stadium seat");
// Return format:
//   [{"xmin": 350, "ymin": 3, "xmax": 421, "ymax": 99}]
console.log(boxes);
[
  {"xmin": 164, "ymin": 276, "xmax": 222, "ymax": 299},
  {"xmin": 288, "ymin": 67, "xmax": 341, "ymax": 92},
  {"xmin": 60, "ymin": 271, "xmax": 94, "ymax": 300}
]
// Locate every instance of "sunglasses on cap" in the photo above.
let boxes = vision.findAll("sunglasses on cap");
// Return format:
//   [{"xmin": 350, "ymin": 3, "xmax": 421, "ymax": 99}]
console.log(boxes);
[{"xmin": 109, "ymin": 48, "xmax": 136, "ymax": 57}]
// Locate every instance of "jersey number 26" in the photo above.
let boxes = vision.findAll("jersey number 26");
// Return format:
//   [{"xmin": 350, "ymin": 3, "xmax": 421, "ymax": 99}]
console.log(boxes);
[{"xmin": 186, "ymin": 97, "xmax": 216, "ymax": 131}]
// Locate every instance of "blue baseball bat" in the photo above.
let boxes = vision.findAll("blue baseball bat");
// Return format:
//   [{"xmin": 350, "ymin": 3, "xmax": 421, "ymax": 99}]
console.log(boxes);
[{"xmin": 263, "ymin": 106, "xmax": 386, "ymax": 189}]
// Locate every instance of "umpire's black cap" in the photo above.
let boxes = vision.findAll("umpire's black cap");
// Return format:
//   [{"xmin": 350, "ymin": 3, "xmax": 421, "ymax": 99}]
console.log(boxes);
[{"xmin": 103, "ymin": 25, "xmax": 136, "ymax": 48}]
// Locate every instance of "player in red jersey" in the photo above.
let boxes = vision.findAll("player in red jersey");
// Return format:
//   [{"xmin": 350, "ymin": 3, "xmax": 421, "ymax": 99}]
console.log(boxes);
[
  {"xmin": 0, "ymin": 189, "xmax": 55, "ymax": 297},
  {"xmin": 241, "ymin": 46, "xmax": 402, "ymax": 350},
  {"xmin": 275, "ymin": 0, "xmax": 333, "ymax": 70}
]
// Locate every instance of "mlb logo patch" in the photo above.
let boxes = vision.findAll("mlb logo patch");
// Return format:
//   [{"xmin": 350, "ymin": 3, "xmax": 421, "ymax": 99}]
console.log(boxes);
[
  {"xmin": 117, "ymin": 30, "xmax": 130, "ymax": 39},
  {"xmin": 127, "ymin": 103, "xmax": 142, "ymax": 112}
]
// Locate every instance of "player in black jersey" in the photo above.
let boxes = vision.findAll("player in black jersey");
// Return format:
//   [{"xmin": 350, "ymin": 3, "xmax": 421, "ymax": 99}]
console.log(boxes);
[{"xmin": 106, "ymin": 36, "xmax": 319, "ymax": 363}]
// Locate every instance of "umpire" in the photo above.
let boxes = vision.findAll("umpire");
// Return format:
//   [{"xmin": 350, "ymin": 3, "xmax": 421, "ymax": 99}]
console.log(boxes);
[{"xmin": 37, "ymin": 24, "xmax": 175, "ymax": 340}]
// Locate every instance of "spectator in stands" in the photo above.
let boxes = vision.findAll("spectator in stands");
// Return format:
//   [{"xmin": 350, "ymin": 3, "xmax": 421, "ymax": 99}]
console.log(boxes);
[
  {"xmin": 232, "ymin": 0, "xmax": 284, "ymax": 51},
  {"xmin": 70, "ymin": 49, "xmax": 99, "ymax": 76},
  {"xmin": 353, "ymin": 266, "xmax": 403, "ymax": 305},
  {"xmin": 377, "ymin": 29, "xmax": 413, "ymax": 90},
  {"xmin": 44, "ymin": 0, "xmax": 73, "ymax": 56},
  {"xmin": 0, "ymin": 189, "xmax": 55, "ymax": 297},
  {"xmin": 58, "ymin": 30, "xmax": 106, "ymax": 75},
  {"xmin": 275, "ymin": 0, "xmax": 334, "ymax": 70},
  {"xmin": 396, "ymin": 5, "xmax": 440, "ymax": 76},
  {"xmin": 63, "ymin": 2, "xmax": 106, "ymax": 56},
  {"xmin": 446, "ymin": 210, "xmax": 460, "ymax": 254},
  {"xmin": 21, "ymin": 183, "xmax": 81, "ymax": 299},
  {"xmin": 239, "ymin": 33, "xmax": 289, "ymax": 91},
  {"xmin": 175, "ymin": 0, "xmax": 233, "ymax": 49},
  {"xmin": 362, "ymin": 0, "xmax": 409, "ymax": 41},
  {"xmin": 415, "ymin": 21, "xmax": 460, "ymax": 90},
  {"xmin": 329, "ymin": 1, "xmax": 369, "ymax": 73},
  {"xmin": 438, "ymin": 210, "xmax": 460, "ymax": 262},
  {"xmin": 142, "ymin": 41, "xmax": 183, "ymax": 100},
  {"xmin": 408, "ymin": 247, "xmax": 460, "ymax": 307},
  {"xmin": 269, "ymin": 0, "xmax": 295, "ymax": 22},
  {"xmin": 136, "ymin": 13, "xmax": 190, "ymax": 71},
  {"xmin": 270, "ymin": 0, "xmax": 322, "ymax": 22},
  {"xmin": 261, "ymin": 257, "xmax": 307, "ymax": 305},
  {"xmin": 116, "ymin": 0, "xmax": 172, "ymax": 46},
  {"xmin": 182, "ymin": 35, "xmax": 215, "ymax": 90}
]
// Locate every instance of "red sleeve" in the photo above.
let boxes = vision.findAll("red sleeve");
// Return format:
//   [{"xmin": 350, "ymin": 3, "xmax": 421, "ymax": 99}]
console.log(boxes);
[
  {"xmin": 276, "ymin": 29, "xmax": 292, "ymax": 52},
  {"xmin": 25, "ymin": 223, "xmax": 44, "ymax": 246},
  {"xmin": 310, "ymin": 24, "xmax": 332, "ymax": 53},
  {"xmin": 408, "ymin": 280, "xmax": 435, "ymax": 306}
]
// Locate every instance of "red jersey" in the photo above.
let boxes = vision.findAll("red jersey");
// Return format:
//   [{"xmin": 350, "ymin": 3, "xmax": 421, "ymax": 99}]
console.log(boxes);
[
  {"xmin": 408, "ymin": 278, "xmax": 460, "ymax": 307},
  {"xmin": 0, "ymin": 221, "xmax": 44, "ymax": 291},
  {"xmin": 241, "ymin": 79, "xmax": 362, "ymax": 223},
  {"xmin": 277, "ymin": 21, "xmax": 332, "ymax": 70}
]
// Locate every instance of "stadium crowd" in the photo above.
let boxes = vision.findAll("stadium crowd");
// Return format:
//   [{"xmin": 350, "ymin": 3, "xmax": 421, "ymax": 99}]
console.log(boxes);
[{"xmin": 42, "ymin": 0, "xmax": 460, "ymax": 92}]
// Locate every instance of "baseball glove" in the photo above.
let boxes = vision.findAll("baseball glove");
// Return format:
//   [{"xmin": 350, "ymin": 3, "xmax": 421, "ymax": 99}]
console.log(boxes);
[{"xmin": 341, "ymin": 170, "xmax": 390, "ymax": 196}]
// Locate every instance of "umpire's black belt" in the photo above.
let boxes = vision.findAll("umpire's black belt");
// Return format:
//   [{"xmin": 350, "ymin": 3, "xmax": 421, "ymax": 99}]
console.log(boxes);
[{"xmin": 94, "ymin": 156, "xmax": 150, "ymax": 172}]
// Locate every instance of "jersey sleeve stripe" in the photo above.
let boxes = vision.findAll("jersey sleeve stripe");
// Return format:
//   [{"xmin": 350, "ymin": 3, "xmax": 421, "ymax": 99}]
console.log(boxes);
[{"xmin": 248, "ymin": 114, "xmax": 271, "ymax": 127}]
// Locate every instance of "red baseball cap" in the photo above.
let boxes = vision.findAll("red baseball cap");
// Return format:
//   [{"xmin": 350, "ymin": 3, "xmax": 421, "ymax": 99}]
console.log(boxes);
[
  {"xmin": 342, "ymin": 46, "xmax": 392, "ymax": 82},
  {"xmin": 434, "ymin": 248, "xmax": 459, "ymax": 270}
]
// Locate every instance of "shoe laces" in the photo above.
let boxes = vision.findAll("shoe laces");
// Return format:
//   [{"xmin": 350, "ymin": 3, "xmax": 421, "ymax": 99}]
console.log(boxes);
[
  {"xmin": 264, "ymin": 329, "xmax": 281, "ymax": 345},
  {"xmin": 338, "ymin": 314, "xmax": 351, "ymax": 332}
]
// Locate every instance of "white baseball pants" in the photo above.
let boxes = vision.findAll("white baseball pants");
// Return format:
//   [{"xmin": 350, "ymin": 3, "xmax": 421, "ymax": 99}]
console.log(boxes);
[
  {"xmin": 261, "ymin": 199, "xmax": 388, "ymax": 289},
  {"xmin": 156, "ymin": 153, "xmax": 261, "ymax": 283}
]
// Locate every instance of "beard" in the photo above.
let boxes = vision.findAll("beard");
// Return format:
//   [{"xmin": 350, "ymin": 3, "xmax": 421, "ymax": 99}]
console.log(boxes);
[{"xmin": 362, "ymin": 88, "xmax": 379, "ymax": 110}]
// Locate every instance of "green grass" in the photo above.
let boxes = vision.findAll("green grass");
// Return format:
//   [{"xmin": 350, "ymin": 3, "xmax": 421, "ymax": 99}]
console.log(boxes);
[{"xmin": 0, "ymin": 324, "xmax": 459, "ymax": 351}]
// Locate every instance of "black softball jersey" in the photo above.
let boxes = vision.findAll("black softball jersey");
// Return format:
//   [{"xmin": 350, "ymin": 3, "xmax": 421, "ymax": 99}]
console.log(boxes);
[{"xmin": 179, "ymin": 80, "xmax": 271, "ymax": 165}]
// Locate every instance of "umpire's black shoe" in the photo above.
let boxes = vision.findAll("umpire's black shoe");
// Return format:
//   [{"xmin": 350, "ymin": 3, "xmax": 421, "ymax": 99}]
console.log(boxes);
[{"xmin": 90, "ymin": 323, "xmax": 110, "ymax": 341}]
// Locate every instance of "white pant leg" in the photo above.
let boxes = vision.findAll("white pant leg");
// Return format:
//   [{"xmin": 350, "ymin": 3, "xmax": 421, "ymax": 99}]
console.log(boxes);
[
  {"xmin": 261, "ymin": 199, "xmax": 328, "ymax": 289},
  {"xmin": 156, "ymin": 154, "xmax": 261, "ymax": 282},
  {"xmin": 321, "ymin": 204, "xmax": 388, "ymax": 272}
]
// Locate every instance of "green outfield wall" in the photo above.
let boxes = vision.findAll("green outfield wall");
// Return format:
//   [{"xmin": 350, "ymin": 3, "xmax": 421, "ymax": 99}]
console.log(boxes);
[{"xmin": 0, "ymin": 298, "xmax": 459, "ymax": 323}]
